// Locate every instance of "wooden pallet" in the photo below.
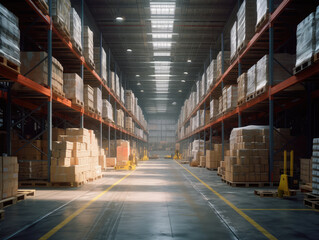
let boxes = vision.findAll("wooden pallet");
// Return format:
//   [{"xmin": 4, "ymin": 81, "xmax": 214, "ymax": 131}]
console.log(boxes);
[
  {"xmin": 300, "ymin": 184, "xmax": 312, "ymax": 193},
  {"xmin": 85, "ymin": 58, "xmax": 95, "ymax": 70},
  {"xmin": 19, "ymin": 181, "xmax": 50, "ymax": 187},
  {"xmin": 85, "ymin": 105, "xmax": 95, "ymax": 114},
  {"xmin": 222, "ymin": 178, "xmax": 278, "ymax": 187},
  {"xmin": 217, "ymin": 173, "xmax": 222, "ymax": 177},
  {"xmin": 254, "ymin": 189, "xmax": 278, "ymax": 198},
  {"xmin": 304, "ymin": 198, "xmax": 319, "ymax": 209},
  {"xmin": 256, "ymin": 85, "xmax": 267, "ymax": 97},
  {"xmin": 313, "ymin": 51, "xmax": 319, "ymax": 63},
  {"xmin": 0, "ymin": 55, "xmax": 20, "ymax": 74},
  {"xmin": 0, "ymin": 197, "xmax": 17, "ymax": 208},
  {"xmin": 33, "ymin": 0, "xmax": 48, "ymax": 15},
  {"xmin": 71, "ymin": 98, "xmax": 84, "ymax": 107},
  {"xmin": 207, "ymin": 168, "xmax": 217, "ymax": 171},
  {"xmin": 18, "ymin": 189, "xmax": 36, "ymax": 197},
  {"xmin": 50, "ymin": 181, "xmax": 85, "ymax": 187},
  {"xmin": 304, "ymin": 193, "xmax": 319, "ymax": 200},
  {"xmin": 237, "ymin": 98, "xmax": 246, "ymax": 106},
  {"xmin": 255, "ymin": 13, "xmax": 270, "ymax": 33},
  {"xmin": 180, "ymin": 160, "xmax": 189, "ymax": 164},
  {"xmin": 95, "ymin": 109, "xmax": 102, "ymax": 117},
  {"xmin": 52, "ymin": 16, "xmax": 71, "ymax": 41},
  {"xmin": 246, "ymin": 92, "xmax": 255, "ymax": 102},
  {"xmin": 293, "ymin": 59, "xmax": 313, "ymax": 75},
  {"xmin": 71, "ymin": 39, "xmax": 82, "ymax": 56},
  {"xmin": 0, "ymin": 209, "xmax": 4, "ymax": 220},
  {"xmin": 52, "ymin": 86, "xmax": 65, "ymax": 98},
  {"xmin": 237, "ymin": 40, "xmax": 248, "ymax": 54}
]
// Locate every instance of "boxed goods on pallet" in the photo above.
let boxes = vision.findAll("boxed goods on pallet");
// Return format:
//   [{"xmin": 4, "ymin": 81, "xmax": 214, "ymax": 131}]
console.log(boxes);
[
  {"xmin": 300, "ymin": 158, "xmax": 312, "ymax": 184},
  {"xmin": 200, "ymin": 156, "xmax": 206, "ymax": 168},
  {"xmin": 52, "ymin": 0, "xmax": 71, "ymax": 38},
  {"xmin": 237, "ymin": 73, "xmax": 247, "ymax": 105},
  {"xmin": 116, "ymin": 109, "xmax": 124, "ymax": 128},
  {"xmin": 106, "ymin": 157, "xmax": 116, "ymax": 167},
  {"xmin": 312, "ymin": 138, "xmax": 319, "ymax": 195},
  {"xmin": 63, "ymin": 73, "xmax": 83, "ymax": 106},
  {"xmin": 222, "ymin": 86, "xmax": 228, "ymax": 113},
  {"xmin": 125, "ymin": 116, "xmax": 133, "ymax": 132},
  {"xmin": 19, "ymin": 52, "xmax": 64, "ymax": 94},
  {"xmin": 110, "ymin": 71, "xmax": 115, "ymax": 91},
  {"xmin": 116, "ymin": 140, "xmax": 130, "ymax": 167},
  {"xmin": 199, "ymin": 110, "xmax": 210, "ymax": 127},
  {"xmin": 94, "ymin": 47, "xmax": 107, "ymax": 82},
  {"xmin": 0, "ymin": 3, "xmax": 20, "ymax": 67},
  {"xmin": 51, "ymin": 128, "xmax": 104, "ymax": 183},
  {"xmin": 230, "ymin": 21, "xmax": 237, "ymax": 60},
  {"xmin": 216, "ymin": 51, "xmax": 230, "ymax": 79},
  {"xmin": 93, "ymin": 87, "xmax": 102, "ymax": 116},
  {"xmin": 246, "ymin": 64, "xmax": 256, "ymax": 98},
  {"xmin": 218, "ymin": 96, "xmax": 223, "ymax": 115},
  {"xmin": 227, "ymin": 85, "xmax": 238, "ymax": 110},
  {"xmin": 190, "ymin": 140, "xmax": 205, "ymax": 166},
  {"xmin": 0, "ymin": 156, "xmax": 18, "ymax": 199},
  {"xmin": 83, "ymin": 26, "xmax": 94, "ymax": 68},
  {"xmin": 207, "ymin": 59, "xmax": 217, "ymax": 89},
  {"xmin": 116, "ymin": 74, "xmax": 120, "ymax": 98},
  {"xmin": 121, "ymin": 86, "xmax": 125, "ymax": 104},
  {"xmin": 125, "ymin": 90, "xmax": 135, "ymax": 115},
  {"xmin": 200, "ymin": 74, "xmax": 205, "ymax": 99},
  {"xmin": 206, "ymin": 144, "xmax": 228, "ymax": 169},
  {"xmin": 237, "ymin": 0, "xmax": 257, "ymax": 51},
  {"xmin": 102, "ymin": 99, "xmax": 113, "ymax": 121},
  {"xmin": 210, "ymin": 99, "xmax": 219, "ymax": 119},
  {"xmin": 70, "ymin": 8, "xmax": 82, "ymax": 53},
  {"xmin": 256, "ymin": 0, "xmax": 268, "ymax": 29},
  {"xmin": 84, "ymin": 84, "xmax": 94, "ymax": 112}
]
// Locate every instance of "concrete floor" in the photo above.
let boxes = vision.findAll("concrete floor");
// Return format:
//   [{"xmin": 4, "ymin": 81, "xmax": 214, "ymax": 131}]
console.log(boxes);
[{"xmin": 1, "ymin": 158, "xmax": 319, "ymax": 240}]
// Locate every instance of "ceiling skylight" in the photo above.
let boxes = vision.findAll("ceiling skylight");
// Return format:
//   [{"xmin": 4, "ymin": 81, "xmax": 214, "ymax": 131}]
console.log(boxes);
[
  {"xmin": 153, "ymin": 52, "xmax": 171, "ymax": 56},
  {"xmin": 150, "ymin": 2, "xmax": 176, "ymax": 16}
]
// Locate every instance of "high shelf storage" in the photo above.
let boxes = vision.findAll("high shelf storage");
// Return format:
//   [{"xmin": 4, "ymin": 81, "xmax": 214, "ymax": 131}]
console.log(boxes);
[
  {"xmin": 0, "ymin": 0, "xmax": 148, "ymax": 182},
  {"xmin": 176, "ymin": 0, "xmax": 319, "ymax": 182}
]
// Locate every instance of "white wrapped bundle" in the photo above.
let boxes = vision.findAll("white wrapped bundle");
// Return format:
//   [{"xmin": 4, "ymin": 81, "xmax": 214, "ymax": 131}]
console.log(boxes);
[
  {"xmin": 256, "ymin": 0, "xmax": 268, "ymax": 28},
  {"xmin": 227, "ymin": 85, "xmax": 238, "ymax": 110},
  {"xmin": 256, "ymin": 55, "xmax": 268, "ymax": 92},
  {"xmin": 70, "ymin": 8, "xmax": 82, "ymax": 52},
  {"xmin": 247, "ymin": 64, "xmax": 256, "ymax": 96},
  {"xmin": 207, "ymin": 59, "xmax": 217, "ymax": 89},
  {"xmin": 237, "ymin": 72, "xmax": 247, "ymax": 103},
  {"xmin": 52, "ymin": 0, "xmax": 71, "ymax": 34},
  {"xmin": 296, "ymin": 13, "xmax": 315, "ymax": 66},
  {"xmin": 237, "ymin": 0, "xmax": 257, "ymax": 49},
  {"xmin": 216, "ymin": 51, "xmax": 230, "ymax": 78},
  {"xmin": 230, "ymin": 21, "xmax": 237, "ymax": 60},
  {"xmin": 63, "ymin": 73, "xmax": 83, "ymax": 103},
  {"xmin": 83, "ymin": 26, "xmax": 94, "ymax": 66},
  {"xmin": 125, "ymin": 90, "xmax": 134, "ymax": 114},
  {"xmin": 121, "ymin": 86, "xmax": 125, "ymax": 104},
  {"xmin": 94, "ymin": 47, "xmax": 107, "ymax": 82},
  {"xmin": 0, "ymin": 3, "xmax": 20, "ymax": 66},
  {"xmin": 196, "ymin": 81, "xmax": 200, "ymax": 105},
  {"xmin": 222, "ymin": 86, "xmax": 228, "ymax": 112},
  {"xmin": 218, "ymin": 96, "xmax": 223, "ymax": 114},
  {"xmin": 93, "ymin": 87, "xmax": 102, "ymax": 115},
  {"xmin": 115, "ymin": 74, "xmax": 120, "ymax": 98},
  {"xmin": 315, "ymin": 6, "xmax": 319, "ymax": 53},
  {"xmin": 102, "ymin": 99, "xmax": 113, "ymax": 121},
  {"xmin": 110, "ymin": 71, "xmax": 115, "ymax": 90},
  {"xmin": 210, "ymin": 99, "xmax": 219, "ymax": 119},
  {"xmin": 201, "ymin": 74, "xmax": 205, "ymax": 98}
]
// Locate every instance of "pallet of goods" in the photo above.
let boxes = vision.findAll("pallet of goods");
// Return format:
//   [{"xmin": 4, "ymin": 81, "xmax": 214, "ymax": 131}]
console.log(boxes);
[
  {"xmin": 63, "ymin": 73, "xmax": 84, "ymax": 107},
  {"xmin": 93, "ymin": 87, "xmax": 102, "ymax": 116},
  {"xmin": 116, "ymin": 109, "xmax": 124, "ymax": 128},
  {"xmin": 246, "ymin": 64, "xmax": 256, "ymax": 102},
  {"xmin": 210, "ymin": 98, "xmax": 219, "ymax": 120},
  {"xmin": 206, "ymin": 59, "xmax": 217, "ymax": 90},
  {"xmin": 0, "ymin": 156, "xmax": 19, "ymax": 200},
  {"xmin": 255, "ymin": 0, "xmax": 269, "ymax": 32},
  {"xmin": 102, "ymin": 99, "xmax": 113, "ymax": 122},
  {"xmin": 237, "ymin": 72, "xmax": 247, "ymax": 106},
  {"xmin": 206, "ymin": 144, "xmax": 226, "ymax": 170},
  {"xmin": 94, "ymin": 46, "xmax": 107, "ymax": 84},
  {"xmin": 0, "ymin": 3, "xmax": 20, "ymax": 73},
  {"xmin": 83, "ymin": 26, "xmax": 95, "ymax": 69},
  {"xmin": 216, "ymin": 51, "xmax": 230, "ymax": 79},
  {"xmin": 84, "ymin": 84, "xmax": 94, "ymax": 113},
  {"xmin": 52, "ymin": 0, "xmax": 71, "ymax": 40},
  {"xmin": 70, "ymin": 8, "xmax": 82, "ymax": 54},
  {"xmin": 230, "ymin": 21, "xmax": 237, "ymax": 61},
  {"xmin": 125, "ymin": 116, "xmax": 133, "ymax": 133}
]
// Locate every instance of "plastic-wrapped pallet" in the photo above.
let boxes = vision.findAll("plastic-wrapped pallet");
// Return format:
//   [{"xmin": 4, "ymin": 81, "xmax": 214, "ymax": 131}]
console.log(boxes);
[
  {"xmin": 125, "ymin": 116, "xmax": 133, "ymax": 132},
  {"xmin": 93, "ymin": 87, "xmax": 102, "ymax": 116},
  {"xmin": 0, "ymin": 3, "xmax": 20, "ymax": 66},
  {"xmin": 84, "ymin": 84, "xmax": 94, "ymax": 111},
  {"xmin": 52, "ymin": 0, "xmax": 71, "ymax": 37},
  {"xmin": 237, "ymin": 73, "xmax": 247, "ymax": 104},
  {"xmin": 246, "ymin": 64, "xmax": 256, "ymax": 97},
  {"xmin": 256, "ymin": 0, "xmax": 268, "ymax": 28},
  {"xmin": 237, "ymin": 0, "xmax": 257, "ymax": 50},
  {"xmin": 312, "ymin": 138, "xmax": 319, "ymax": 195},
  {"xmin": 200, "ymin": 74, "xmax": 206, "ymax": 99},
  {"xmin": 70, "ymin": 8, "xmax": 82, "ymax": 53},
  {"xmin": 94, "ymin": 47, "xmax": 107, "ymax": 82},
  {"xmin": 200, "ymin": 110, "xmax": 209, "ymax": 126},
  {"xmin": 296, "ymin": 13, "xmax": 315, "ymax": 66},
  {"xmin": 230, "ymin": 21, "xmax": 237, "ymax": 60},
  {"xmin": 121, "ymin": 86, "xmax": 125, "ymax": 104},
  {"xmin": 102, "ymin": 99, "xmax": 113, "ymax": 121},
  {"xmin": 196, "ymin": 81, "xmax": 200, "ymax": 104},
  {"xmin": 316, "ymin": 6, "xmax": 319, "ymax": 53},
  {"xmin": 63, "ymin": 73, "xmax": 83, "ymax": 105},
  {"xmin": 125, "ymin": 90, "xmax": 135, "ymax": 114},
  {"xmin": 210, "ymin": 99, "xmax": 219, "ymax": 119},
  {"xmin": 116, "ymin": 109, "xmax": 124, "ymax": 128},
  {"xmin": 227, "ymin": 85, "xmax": 238, "ymax": 110},
  {"xmin": 83, "ymin": 26, "xmax": 94, "ymax": 68},
  {"xmin": 207, "ymin": 59, "xmax": 217, "ymax": 89},
  {"xmin": 256, "ymin": 55, "xmax": 268, "ymax": 92},
  {"xmin": 110, "ymin": 71, "xmax": 115, "ymax": 90},
  {"xmin": 218, "ymin": 96, "xmax": 223, "ymax": 115},
  {"xmin": 222, "ymin": 86, "xmax": 228, "ymax": 113},
  {"xmin": 216, "ymin": 51, "xmax": 230, "ymax": 78},
  {"xmin": 116, "ymin": 74, "xmax": 120, "ymax": 98}
]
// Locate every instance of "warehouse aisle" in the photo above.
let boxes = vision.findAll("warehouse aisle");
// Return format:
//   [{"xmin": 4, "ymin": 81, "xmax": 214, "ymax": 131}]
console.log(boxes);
[{"xmin": 1, "ymin": 158, "xmax": 319, "ymax": 240}]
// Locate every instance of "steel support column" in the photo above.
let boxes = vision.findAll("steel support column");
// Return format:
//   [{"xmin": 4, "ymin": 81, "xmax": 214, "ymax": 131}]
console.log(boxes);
[
  {"xmin": 80, "ymin": 0, "xmax": 84, "ymax": 128},
  {"xmin": 221, "ymin": 32, "xmax": 225, "ymax": 161},
  {"xmin": 269, "ymin": 0, "xmax": 274, "ymax": 182},
  {"xmin": 99, "ymin": 33, "xmax": 103, "ymax": 148},
  {"xmin": 6, "ymin": 84, "xmax": 12, "ymax": 155},
  {"xmin": 204, "ymin": 102, "xmax": 206, "ymax": 156},
  {"xmin": 108, "ymin": 49, "xmax": 111, "ymax": 157},
  {"xmin": 238, "ymin": 61, "xmax": 242, "ymax": 127}
]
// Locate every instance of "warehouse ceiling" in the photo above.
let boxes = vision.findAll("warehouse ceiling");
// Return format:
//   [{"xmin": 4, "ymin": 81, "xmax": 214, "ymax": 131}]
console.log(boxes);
[{"xmin": 85, "ymin": 0, "xmax": 237, "ymax": 118}]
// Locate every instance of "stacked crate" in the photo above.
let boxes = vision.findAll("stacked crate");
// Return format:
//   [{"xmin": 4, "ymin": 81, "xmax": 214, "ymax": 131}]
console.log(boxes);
[
  {"xmin": 93, "ymin": 87, "xmax": 102, "ymax": 116},
  {"xmin": 191, "ymin": 140, "xmax": 205, "ymax": 167},
  {"xmin": 237, "ymin": 0, "xmax": 256, "ymax": 51},
  {"xmin": 102, "ymin": 99, "xmax": 113, "ymax": 122},
  {"xmin": 116, "ymin": 109, "xmax": 124, "ymax": 128},
  {"xmin": 237, "ymin": 73, "xmax": 247, "ymax": 105},
  {"xmin": 52, "ymin": 0, "xmax": 71, "ymax": 39},
  {"xmin": 216, "ymin": 51, "xmax": 230, "ymax": 79},
  {"xmin": 84, "ymin": 84, "xmax": 94, "ymax": 113},
  {"xmin": 227, "ymin": 85, "xmax": 238, "ymax": 111},
  {"xmin": 210, "ymin": 99, "xmax": 219, "ymax": 119},
  {"xmin": 63, "ymin": 73, "xmax": 83, "ymax": 106},
  {"xmin": 125, "ymin": 90, "xmax": 135, "ymax": 115},
  {"xmin": 246, "ymin": 64, "xmax": 256, "ymax": 101},
  {"xmin": 207, "ymin": 59, "xmax": 217, "ymax": 89},
  {"xmin": 51, "ymin": 128, "xmax": 103, "ymax": 184},
  {"xmin": 0, "ymin": 3, "xmax": 20, "ymax": 68},
  {"xmin": 83, "ymin": 26, "xmax": 94, "ymax": 68},
  {"xmin": 0, "ymin": 156, "xmax": 19, "ymax": 199},
  {"xmin": 116, "ymin": 140, "xmax": 130, "ymax": 167},
  {"xmin": 125, "ymin": 116, "xmax": 133, "ymax": 133},
  {"xmin": 312, "ymin": 139, "xmax": 319, "ymax": 195},
  {"xmin": 199, "ymin": 156, "xmax": 206, "ymax": 168},
  {"xmin": 94, "ymin": 47, "xmax": 107, "ymax": 83},
  {"xmin": 206, "ymin": 144, "xmax": 224, "ymax": 170},
  {"xmin": 70, "ymin": 8, "xmax": 82, "ymax": 54}
]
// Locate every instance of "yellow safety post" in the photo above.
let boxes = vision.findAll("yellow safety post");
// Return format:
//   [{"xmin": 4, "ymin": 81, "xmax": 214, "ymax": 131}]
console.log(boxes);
[
  {"xmin": 173, "ymin": 149, "xmax": 181, "ymax": 160},
  {"xmin": 278, "ymin": 150, "xmax": 295, "ymax": 198},
  {"xmin": 142, "ymin": 148, "xmax": 149, "ymax": 161},
  {"xmin": 290, "ymin": 150, "xmax": 294, "ymax": 177}
]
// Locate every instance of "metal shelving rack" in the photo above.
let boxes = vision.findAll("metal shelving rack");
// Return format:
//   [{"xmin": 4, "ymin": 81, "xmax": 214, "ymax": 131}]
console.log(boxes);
[
  {"xmin": 176, "ymin": 0, "xmax": 319, "ymax": 181},
  {"xmin": 0, "ymin": 0, "xmax": 148, "ymax": 181}
]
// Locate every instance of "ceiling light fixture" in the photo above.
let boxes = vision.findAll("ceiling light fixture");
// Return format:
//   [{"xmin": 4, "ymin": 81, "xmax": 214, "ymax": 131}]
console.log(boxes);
[
  {"xmin": 187, "ymin": 59, "xmax": 192, "ymax": 63},
  {"xmin": 136, "ymin": 74, "xmax": 140, "ymax": 77},
  {"xmin": 178, "ymin": 90, "xmax": 182, "ymax": 92},
  {"xmin": 137, "ymin": 82, "xmax": 141, "ymax": 86},
  {"xmin": 184, "ymin": 72, "xmax": 188, "ymax": 75},
  {"xmin": 116, "ymin": 17, "xmax": 124, "ymax": 21},
  {"xmin": 140, "ymin": 90, "xmax": 144, "ymax": 92},
  {"xmin": 172, "ymin": 102, "xmax": 177, "ymax": 105},
  {"xmin": 127, "ymin": 48, "xmax": 132, "ymax": 52},
  {"xmin": 181, "ymin": 80, "xmax": 186, "ymax": 82}
]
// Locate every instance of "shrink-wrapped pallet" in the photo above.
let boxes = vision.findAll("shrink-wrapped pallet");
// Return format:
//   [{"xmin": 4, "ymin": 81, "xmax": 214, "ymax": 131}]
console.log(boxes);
[
  {"xmin": 125, "ymin": 116, "xmax": 133, "ymax": 132},
  {"xmin": 125, "ymin": 90, "xmax": 135, "ymax": 114},
  {"xmin": 83, "ymin": 26, "xmax": 94, "ymax": 67},
  {"xmin": 196, "ymin": 81, "xmax": 200, "ymax": 105},
  {"xmin": 296, "ymin": 13, "xmax": 315, "ymax": 66},
  {"xmin": 63, "ymin": 73, "xmax": 83, "ymax": 105},
  {"xmin": 246, "ymin": 64, "xmax": 256, "ymax": 96},
  {"xmin": 94, "ymin": 47, "xmax": 107, "ymax": 82},
  {"xmin": 84, "ymin": 84, "xmax": 94, "ymax": 111},
  {"xmin": 210, "ymin": 99, "xmax": 219, "ymax": 119},
  {"xmin": 200, "ymin": 75, "xmax": 205, "ymax": 99},
  {"xmin": 102, "ymin": 99, "xmax": 113, "ymax": 121},
  {"xmin": 237, "ymin": 0, "xmax": 257, "ymax": 49},
  {"xmin": 256, "ymin": 55, "xmax": 268, "ymax": 92},
  {"xmin": 116, "ymin": 109, "xmax": 124, "ymax": 128},
  {"xmin": 316, "ymin": 6, "xmax": 319, "ymax": 53},
  {"xmin": 218, "ymin": 96, "xmax": 223, "ymax": 115},
  {"xmin": 1, "ymin": 156, "xmax": 18, "ymax": 199},
  {"xmin": 216, "ymin": 51, "xmax": 230, "ymax": 78},
  {"xmin": 52, "ymin": 0, "xmax": 71, "ymax": 37},
  {"xmin": 70, "ymin": 8, "xmax": 82, "ymax": 53},
  {"xmin": 227, "ymin": 85, "xmax": 238, "ymax": 110},
  {"xmin": 116, "ymin": 74, "xmax": 120, "ymax": 98},
  {"xmin": 230, "ymin": 21, "xmax": 237, "ymax": 60},
  {"xmin": 121, "ymin": 86, "xmax": 125, "ymax": 104},
  {"xmin": 0, "ymin": 3, "xmax": 20, "ymax": 66},
  {"xmin": 256, "ymin": 0, "xmax": 268, "ymax": 28},
  {"xmin": 222, "ymin": 86, "xmax": 228, "ymax": 113},
  {"xmin": 237, "ymin": 73, "xmax": 247, "ymax": 104},
  {"xmin": 93, "ymin": 87, "xmax": 102, "ymax": 116},
  {"xmin": 207, "ymin": 59, "xmax": 217, "ymax": 89}
]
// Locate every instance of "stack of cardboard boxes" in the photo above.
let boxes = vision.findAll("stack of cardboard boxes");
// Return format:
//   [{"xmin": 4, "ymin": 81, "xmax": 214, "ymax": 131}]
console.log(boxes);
[
  {"xmin": 206, "ymin": 144, "xmax": 226, "ymax": 170},
  {"xmin": 83, "ymin": 26, "xmax": 94, "ymax": 68},
  {"xmin": 63, "ymin": 73, "xmax": 83, "ymax": 105},
  {"xmin": 116, "ymin": 140, "xmax": 130, "ymax": 167},
  {"xmin": 116, "ymin": 109, "xmax": 125, "ymax": 128},
  {"xmin": 300, "ymin": 158, "xmax": 312, "ymax": 184},
  {"xmin": 84, "ymin": 84, "xmax": 94, "ymax": 112},
  {"xmin": 0, "ymin": 156, "xmax": 19, "ymax": 199}
]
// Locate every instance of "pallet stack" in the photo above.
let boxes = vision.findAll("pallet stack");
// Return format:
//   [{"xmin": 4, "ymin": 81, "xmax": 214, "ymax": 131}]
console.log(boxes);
[
  {"xmin": 300, "ymin": 158, "xmax": 312, "ymax": 185},
  {"xmin": 237, "ymin": 73, "xmax": 247, "ymax": 106},
  {"xmin": 70, "ymin": 8, "xmax": 82, "ymax": 54},
  {"xmin": 125, "ymin": 116, "xmax": 133, "ymax": 133},
  {"xmin": 246, "ymin": 64, "xmax": 256, "ymax": 102},
  {"xmin": 84, "ymin": 84, "xmax": 94, "ymax": 113},
  {"xmin": 190, "ymin": 140, "xmax": 204, "ymax": 167},
  {"xmin": 102, "ymin": 99, "xmax": 113, "ymax": 122},
  {"xmin": 116, "ymin": 109, "xmax": 125, "ymax": 128},
  {"xmin": 210, "ymin": 99, "xmax": 219, "ymax": 120},
  {"xmin": 52, "ymin": 0, "xmax": 71, "ymax": 40},
  {"xmin": 116, "ymin": 140, "xmax": 130, "ymax": 167},
  {"xmin": 94, "ymin": 47, "xmax": 107, "ymax": 83},
  {"xmin": 222, "ymin": 85, "xmax": 237, "ymax": 113},
  {"xmin": 230, "ymin": 21, "xmax": 237, "ymax": 61},
  {"xmin": 93, "ymin": 87, "xmax": 102, "ymax": 116},
  {"xmin": 216, "ymin": 51, "xmax": 230, "ymax": 79},
  {"xmin": 0, "ymin": 3, "xmax": 20, "ymax": 70},
  {"xmin": 206, "ymin": 59, "xmax": 217, "ymax": 89},
  {"xmin": 63, "ymin": 73, "xmax": 83, "ymax": 106},
  {"xmin": 83, "ymin": 26, "xmax": 94, "ymax": 69},
  {"xmin": 0, "ymin": 156, "xmax": 19, "ymax": 200},
  {"xmin": 255, "ymin": 0, "xmax": 269, "ymax": 31},
  {"xmin": 206, "ymin": 144, "xmax": 224, "ymax": 170},
  {"xmin": 51, "ymin": 128, "xmax": 103, "ymax": 185},
  {"xmin": 125, "ymin": 90, "xmax": 135, "ymax": 115}
]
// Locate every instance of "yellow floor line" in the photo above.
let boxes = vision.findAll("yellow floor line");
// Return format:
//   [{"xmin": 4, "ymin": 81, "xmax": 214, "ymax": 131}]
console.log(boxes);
[
  {"xmin": 39, "ymin": 170, "xmax": 136, "ymax": 240},
  {"xmin": 241, "ymin": 209, "xmax": 318, "ymax": 212},
  {"xmin": 175, "ymin": 160, "xmax": 277, "ymax": 240}
]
